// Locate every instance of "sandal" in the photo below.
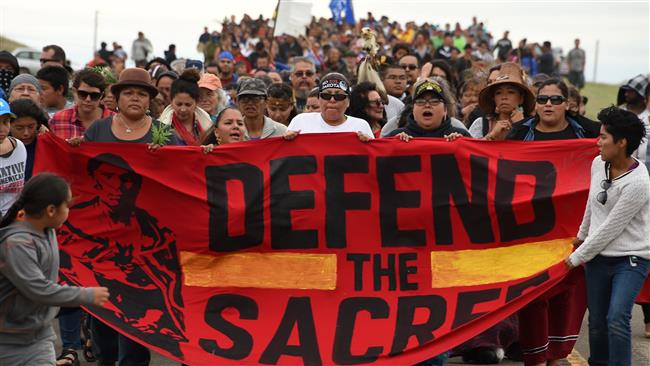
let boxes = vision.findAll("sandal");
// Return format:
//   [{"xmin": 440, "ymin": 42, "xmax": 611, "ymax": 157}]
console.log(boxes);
[
  {"xmin": 56, "ymin": 348, "xmax": 80, "ymax": 366},
  {"xmin": 80, "ymin": 311, "xmax": 96, "ymax": 362}
]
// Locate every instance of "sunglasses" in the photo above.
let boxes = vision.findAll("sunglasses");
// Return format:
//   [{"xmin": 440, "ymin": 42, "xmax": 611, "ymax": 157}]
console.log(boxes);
[
  {"xmin": 596, "ymin": 178, "xmax": 611, "ymax": 205},
  {"xmin": 77, "ymin": 90, "xmax": 103, "ymax": 101},
  {"xmin": 400, "ymin": 64, "xmax": 418, "ymax": 71},
  {"xmin": 319, "ymin": 92, "xmax": 347, "ymax": 101},
  {"xmin": 536, "ymin": 95, "xmax": 566, "ymax": 105},
  {"xmin": 294, "ymin": 71, "xmax": 315, "ymax": 78}
]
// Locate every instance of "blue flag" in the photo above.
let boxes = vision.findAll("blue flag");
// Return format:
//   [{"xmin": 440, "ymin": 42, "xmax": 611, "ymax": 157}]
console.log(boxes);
[{"xmin": 329, "ymin": 0, "xmax": 355, "ymax": 25}]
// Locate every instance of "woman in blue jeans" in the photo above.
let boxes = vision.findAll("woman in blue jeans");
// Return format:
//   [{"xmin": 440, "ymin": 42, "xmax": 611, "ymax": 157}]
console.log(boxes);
[{"xmin": 566, "ymin": 106, "xmax": 650, "ymax": 366}]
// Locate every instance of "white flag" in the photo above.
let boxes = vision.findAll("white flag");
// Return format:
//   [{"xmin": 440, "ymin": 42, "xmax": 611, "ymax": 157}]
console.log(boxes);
[{"xmin": 274, "ymin": 1, "xmax": 313, "ymax": 38}]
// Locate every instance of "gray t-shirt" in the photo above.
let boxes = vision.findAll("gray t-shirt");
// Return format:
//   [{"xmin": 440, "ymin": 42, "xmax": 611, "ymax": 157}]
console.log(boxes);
[
  {"xmin": 567, "ymin": 48, "xmax": 586, "ymax": 72},
  {"xmin": 84, "ymin": 116, "xmax": 183, "ymax": 145}
]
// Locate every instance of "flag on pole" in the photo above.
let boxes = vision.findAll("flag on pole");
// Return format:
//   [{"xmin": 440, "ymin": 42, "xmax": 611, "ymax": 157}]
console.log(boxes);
[{"xmin": 329, "ymin": 0, "xmax": 355, "ymax": 25}]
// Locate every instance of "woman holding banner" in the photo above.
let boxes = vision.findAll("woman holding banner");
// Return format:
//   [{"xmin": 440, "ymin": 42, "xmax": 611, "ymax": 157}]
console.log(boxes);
[
  {"xmin": 386, "ymin": 78, "xmax": 470, "ymax": 140},
  {"xmin": 566, "ymin": 106, "xmax": 649, "ymax": 366},
  {"xmin": 507, "ymin": 79, "xmax": 599, "ymax": 366},
  {"xmin": 67, "ymin": 67, "xmax": 183, "ymax": 366},
  {"xmin": 200, "ymin": 106, "xmax": 248, "ymax": 150}
]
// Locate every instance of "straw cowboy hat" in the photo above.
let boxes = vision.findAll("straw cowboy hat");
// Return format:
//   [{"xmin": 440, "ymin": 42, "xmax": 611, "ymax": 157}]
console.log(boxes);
[{"xmin": 478, "ymin": 62, "xmax": 535, "ymax": 116}]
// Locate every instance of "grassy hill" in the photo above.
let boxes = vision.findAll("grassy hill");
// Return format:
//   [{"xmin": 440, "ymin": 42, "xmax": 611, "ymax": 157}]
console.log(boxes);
[
  {"xmin": 581, "ymin": 82, "xmax": 619, "ymax": 120},
  {"xmin": 0, "ymin": 35, "xmax": 26, "ymax": 52}
]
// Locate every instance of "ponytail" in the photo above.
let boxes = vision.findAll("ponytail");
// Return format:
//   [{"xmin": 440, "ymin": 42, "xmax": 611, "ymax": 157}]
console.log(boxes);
[
  {"xmin": 0, "ymin": 197, "xmax": 26, "ymax": 228},
  {"xmin": 0, "ymin": 173, "xmax": 70, "ymax": 228}
]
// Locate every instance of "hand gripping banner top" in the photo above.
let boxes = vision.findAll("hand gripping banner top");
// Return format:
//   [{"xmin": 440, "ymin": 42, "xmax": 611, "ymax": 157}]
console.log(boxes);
[{"xmin": 34, "ymin": 133, "xmax": 598, "ymax": 365}]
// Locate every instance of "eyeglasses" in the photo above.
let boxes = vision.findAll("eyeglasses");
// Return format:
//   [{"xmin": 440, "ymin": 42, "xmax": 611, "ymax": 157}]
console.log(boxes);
[
  {"xmin": 319, "ymin": 92, "xmax": 347, "ymax": 101},
  {"xmin": 536, "ymin": 95, "xmax": 566, "ymax": 105},
  {"xmin": 400, "ymin": 64, "xmax": 418, "ymax": 71},
  {"xmin": 367, "ymin": 99, "xmax": 385, "ymax": 108},
  {"xmin": 77, "ymin": 90, "xmax": 103, "ymax": 101},
  {"xmin": 294, "ymin": 71, "xmax": 315, "ymax": 78},
  {"xmin": 596, "ymin": 179, "xmax": 611, "ymax": 205},
  {"xmin": 414, "ymin": 98, "xmax": 443, "ymax": 107}
]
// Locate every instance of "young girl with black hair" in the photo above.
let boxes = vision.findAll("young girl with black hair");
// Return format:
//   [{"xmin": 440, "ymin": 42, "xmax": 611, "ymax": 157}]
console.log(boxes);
[{"xmin": 0, "ymin": 173, "xmax": 109, "ymax": 365}]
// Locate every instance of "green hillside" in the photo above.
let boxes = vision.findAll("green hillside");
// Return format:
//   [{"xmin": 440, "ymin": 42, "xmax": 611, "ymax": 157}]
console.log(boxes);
[
  {"xmin": 0, "ymin": 35, "xmax": 26, "ymax": 52},
  {"xmin": 582, "ymin": 82, "xmax": 619, "ymax": 120}
]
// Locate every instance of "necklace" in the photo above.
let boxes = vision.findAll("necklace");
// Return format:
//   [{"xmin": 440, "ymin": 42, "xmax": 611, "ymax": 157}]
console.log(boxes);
[{"xmin": 118, "ymin": 114, "xmax": 148, "ymax": 133}]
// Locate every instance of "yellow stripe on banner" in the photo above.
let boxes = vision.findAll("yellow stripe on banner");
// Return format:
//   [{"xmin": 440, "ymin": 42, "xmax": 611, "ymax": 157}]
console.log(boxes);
[
  {"xmin": 430, "ymin": 238, "xmax": 573, "ymax": 288},
  {"xmin": 180, "ymin": 251, "xmax": 337, "ymax": 290}
]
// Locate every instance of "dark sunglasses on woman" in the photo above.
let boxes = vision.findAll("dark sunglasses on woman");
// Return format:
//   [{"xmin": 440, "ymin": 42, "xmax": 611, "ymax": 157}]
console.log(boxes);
[
  {"xmin": 319, "ymin": 92, "xmax": 347, "ymax": 101},
  {"xmin": 536, "ymin": 95, "xmax": 566, "ymax": 105}
]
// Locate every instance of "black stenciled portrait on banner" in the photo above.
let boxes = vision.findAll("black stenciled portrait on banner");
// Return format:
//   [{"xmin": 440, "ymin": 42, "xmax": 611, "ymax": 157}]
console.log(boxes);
[{"xmin": 58, "ymin": 153, "xmax": 187, "ymax": 357}]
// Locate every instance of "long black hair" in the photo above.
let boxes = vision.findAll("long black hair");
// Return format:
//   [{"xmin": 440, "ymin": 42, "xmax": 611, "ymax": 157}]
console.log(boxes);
[
  {"xmin": 200, "ymin": 106, "xmax": 242, "ymax": 145},
  {"xmin": 0, "ymin": 173, "xmax": 69, "ymax": 228}
]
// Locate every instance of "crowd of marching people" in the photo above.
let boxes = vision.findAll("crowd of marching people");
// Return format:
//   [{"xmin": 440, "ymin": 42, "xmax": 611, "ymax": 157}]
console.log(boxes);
[{"xmin": 0, "ymin": 10, "xmax": 649, "ymax": 366}]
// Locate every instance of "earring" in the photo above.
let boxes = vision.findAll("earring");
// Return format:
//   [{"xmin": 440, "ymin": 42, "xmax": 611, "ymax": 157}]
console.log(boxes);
[
  {"xmin": 115, "ymin": 106, "xmax": 119, "ymax": 112},
  {"xmin": 146, "ymin": 109, "xmax": 151, "ymax": 115}
]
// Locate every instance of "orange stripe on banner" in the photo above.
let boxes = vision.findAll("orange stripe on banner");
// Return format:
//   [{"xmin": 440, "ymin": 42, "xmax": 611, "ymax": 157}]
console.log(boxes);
[
  {"xmin": 430, "ymin": 238, "xmax": 573, "ymax": 288},
  {"xmin": 180, "ymin": 251, "xmax": 337, "ymax": 290}
]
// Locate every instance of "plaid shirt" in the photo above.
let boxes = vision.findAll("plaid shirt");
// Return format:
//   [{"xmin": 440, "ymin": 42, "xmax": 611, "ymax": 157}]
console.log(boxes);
[{"xmin": 49, "ymin": 106, "xmax": 115, "ymax": 140}]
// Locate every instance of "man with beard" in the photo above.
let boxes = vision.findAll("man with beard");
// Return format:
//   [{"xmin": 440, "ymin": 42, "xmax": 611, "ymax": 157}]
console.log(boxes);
[
  {"xmin": 289, "ymin": 57, "xmax": 317, "ymax": 113},
  {"xmin": 217, "ymin": 51, "xmax": 238, "ymax": 87},
  {"xmin": 617, "ymin": 74, "xmax": 648, "ymax": 118}
]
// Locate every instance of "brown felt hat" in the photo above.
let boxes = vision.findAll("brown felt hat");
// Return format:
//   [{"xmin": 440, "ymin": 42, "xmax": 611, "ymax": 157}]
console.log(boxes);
[
  {"xmin": 111, "ymin": 68, "xmax": 159, "ymax": 98},
  {"xmin": 478, "ymin": 62, "xmax": 535, "ymax": 116}
]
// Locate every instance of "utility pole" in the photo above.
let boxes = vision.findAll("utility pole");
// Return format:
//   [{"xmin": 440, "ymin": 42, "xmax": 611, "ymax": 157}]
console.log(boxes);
[
  {"xmin": 93, "ymin": 10, "xmax": 98, "ymax": 56},
  {"xmin": 592, "ymin": 39, "xmax": 599, "ymax": 83}
]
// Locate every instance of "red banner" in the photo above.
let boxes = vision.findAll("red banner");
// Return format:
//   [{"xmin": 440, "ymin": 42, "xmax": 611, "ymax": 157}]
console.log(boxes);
[{"xmin": 35, "ymin": 133, "xmax": 598, "ymax": 365}]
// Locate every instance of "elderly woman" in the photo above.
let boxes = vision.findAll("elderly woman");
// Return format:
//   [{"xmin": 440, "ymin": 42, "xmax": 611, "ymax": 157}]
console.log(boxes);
[
  {"xmin": 469, "ymin": 62, "xmax": 535, "ymax": 140},
  {"xmin": 265, "ymin": 83, "xmax": 297, "ymax": 125},
  {"xmin": 386, "ymin": 78, "xmax": 470, "ymax": 140},
  {"xmin": 345, "ymin": 81, "xmax": 387, "ymax": 138},
  {"xmin": 285, "ymin": 73, "xmax": 373, "ymax": 141},
  {"xmin": 159, "ymin": 69, "xmax": 212, "ymax": 145},
  {"xmin": 198, "ymin": 73, "xmax": 226, "ymax": 123},
  {"xmin": 7, "ymin": 74, "xmax": 42, "ymax": 106},
  {"xmin": 567, "ymin": 107, "xmax": 649, "ymax": 366},
  {"xmin": 67, "ymin": 67, "xmax": 183, "ymax": 366}
]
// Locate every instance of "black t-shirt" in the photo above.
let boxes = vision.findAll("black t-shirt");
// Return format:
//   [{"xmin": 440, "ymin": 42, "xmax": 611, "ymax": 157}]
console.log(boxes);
[
  {"xmin": 538, "ymin": 52, "xmax": 555, "ymax": 75},
  {"xmin": 529, "ymin": 125, "xmax": 578, "ymax": 141},
  {"xmin": 507, "ymin": 115, "xmax": 601, "ymax": 141}
]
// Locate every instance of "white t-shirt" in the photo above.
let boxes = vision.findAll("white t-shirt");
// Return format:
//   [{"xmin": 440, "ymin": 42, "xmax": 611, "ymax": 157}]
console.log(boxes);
[
  {"xmin": 288, "ymin": 112, "xmax": 375, "ymax": 138},
  {"xmin": 0, "ymin": 138, "xmax": 27, "ymax": 217}
]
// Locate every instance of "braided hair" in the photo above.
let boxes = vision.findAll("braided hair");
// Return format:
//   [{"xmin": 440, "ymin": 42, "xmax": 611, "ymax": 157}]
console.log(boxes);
[{"xmin": 0, "ymin": 173, "xmax": 70, "ymax": 228}]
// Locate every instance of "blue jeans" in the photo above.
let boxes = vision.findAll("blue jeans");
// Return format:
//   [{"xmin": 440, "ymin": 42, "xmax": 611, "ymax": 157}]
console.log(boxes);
[
  {"xmin": 91, "ymin": 316, "xmax": 150, "ymax": 366},
  {"xmin": 58, "ymin": 307, "xmax": 82, "ymax": 349},
  {"xmin": 585, "ymin": 255, "xmax": 650, "ymax": 366}
]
